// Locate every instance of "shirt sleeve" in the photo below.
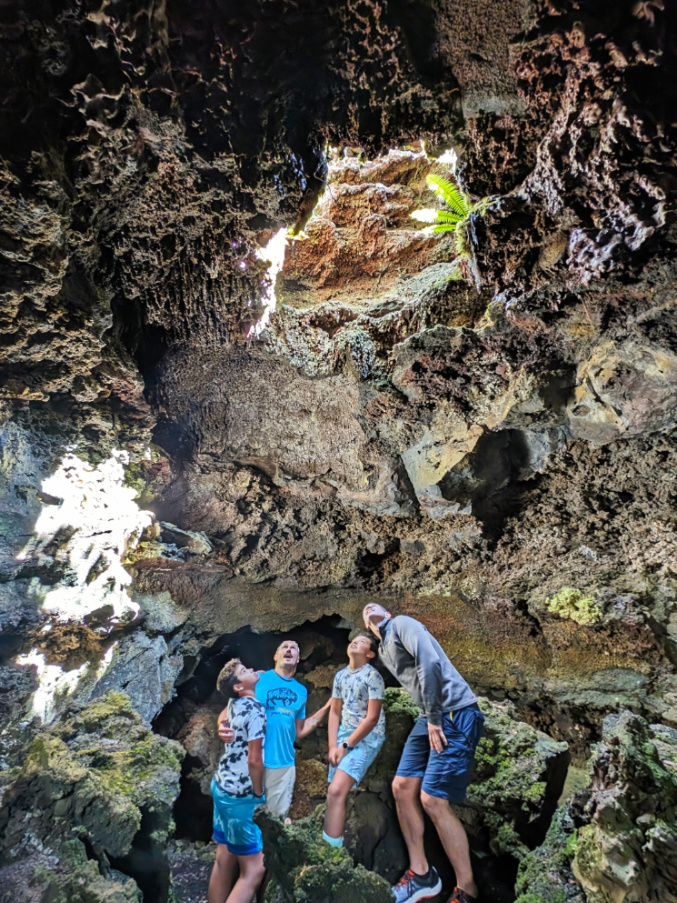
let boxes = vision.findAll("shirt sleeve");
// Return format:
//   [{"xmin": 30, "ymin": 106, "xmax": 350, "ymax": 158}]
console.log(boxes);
[
  {"xmin": 245, "ymin": 701, "xmax": 266, "ymax": 742},
  {"xmin": 331, "ymin": 670, "xmax": 342, "ymax": 699},
  {"xmin": 367, "ymin": 668, "xmax": 385, "ymax": 700},
  {"xmin": 394, "ymin": 617, "xmax": 445, "ymax": 725}
]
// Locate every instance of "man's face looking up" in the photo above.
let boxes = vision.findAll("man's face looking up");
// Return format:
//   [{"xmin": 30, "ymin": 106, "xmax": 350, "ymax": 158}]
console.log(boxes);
[
  {"xmin": 363, "ymin": 603, "xmax": 391, "ymax": 636},
  {"xmin": 274, "ymin": 640, "xmax": 300, "ymax": 669}
]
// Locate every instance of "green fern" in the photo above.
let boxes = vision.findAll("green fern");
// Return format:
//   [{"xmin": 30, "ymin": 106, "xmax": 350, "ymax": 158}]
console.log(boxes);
[
  {"xmin": 410, "ymin": 173, "xmax": 497, "ymax": 285},
  {"xmin": 426, "ymin": 174, "xmax": 471, "ymax": 217}
]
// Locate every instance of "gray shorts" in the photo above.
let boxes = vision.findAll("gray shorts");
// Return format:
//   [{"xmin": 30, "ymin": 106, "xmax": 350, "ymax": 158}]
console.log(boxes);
[{"xmin": 263, "ymin": 764, "xmax": 296, "ymax": 818}]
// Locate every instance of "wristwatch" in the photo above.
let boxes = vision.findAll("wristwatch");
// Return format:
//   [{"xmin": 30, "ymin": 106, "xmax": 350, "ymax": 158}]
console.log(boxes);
[{"xmin": 341, "ymin": 741, "xmax": 353, "ymax": 751}]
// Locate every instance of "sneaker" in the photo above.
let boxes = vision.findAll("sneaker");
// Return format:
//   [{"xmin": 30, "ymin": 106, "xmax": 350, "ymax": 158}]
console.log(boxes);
[
  {"xmin": 391, "ymin": 866, "xmax": 442, "ymax": 903},
  {"xmin": 447, "ymin": 888, "xmax": 476, "ymax": 903}
]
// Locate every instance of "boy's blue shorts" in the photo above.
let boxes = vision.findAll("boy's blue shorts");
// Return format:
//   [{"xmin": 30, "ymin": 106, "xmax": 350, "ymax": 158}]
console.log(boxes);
[
  {"xmin": 211, "ymin": 778, "xmax": 263, "ymax": 855},
  {"xmin": 396, "ymin": 704, "xmax": 485, "ymax": 803},
  {"xmin": 328, "ymin": 727, "xmax": 384, "ymax": 787}
]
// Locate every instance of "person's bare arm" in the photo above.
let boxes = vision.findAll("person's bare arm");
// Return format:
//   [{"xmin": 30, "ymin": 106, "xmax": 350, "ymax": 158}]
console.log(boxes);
[
  {"xmin": 295, "ymin": 698, "xmax": 331, "ymax": 740},
  {"xmin": 327, "ymin": 697, "xmax": 342, "ymax": 766},
  {"xmin": 247, "ymin": 737, "xmax": 264, "ymax": 797},
  {"xmin": 217, "ymin": 708, "xmax": 234, "ymax": 743},
  {"xmin": 335, "ymin": 699, "xmax": 383, "ymax": 762}
]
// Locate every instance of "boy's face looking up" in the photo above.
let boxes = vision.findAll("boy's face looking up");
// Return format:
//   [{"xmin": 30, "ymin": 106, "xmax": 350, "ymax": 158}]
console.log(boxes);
[
  {"xmin": 234, "ymin": 663, "xmax": 260, "ymax": 695},
  {"xmin": 274, "ymin": 640, "xmax": 300, "ymax": 671},
  {"xmin": 348, "ymin": 634, "xmax": 376, "ymax": 666}
]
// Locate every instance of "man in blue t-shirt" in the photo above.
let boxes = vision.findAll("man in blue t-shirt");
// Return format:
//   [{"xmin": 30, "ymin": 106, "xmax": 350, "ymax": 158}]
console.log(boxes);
[{"xmin": 220, "ymin": 639, "xmax": 330, "ymax": 818}]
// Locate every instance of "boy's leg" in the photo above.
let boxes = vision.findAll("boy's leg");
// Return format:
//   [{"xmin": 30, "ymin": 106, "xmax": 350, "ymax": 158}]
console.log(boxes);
[
  {"xmin": 227, "ymin": 851, "xmax": 265, "ymax": 903},
  {"xmin": 208, "ymin": 843, "xmax": 238, "ymax": 903},
  {"xmin": 323, "ymin": 769, "xmax": 355, "ymax": 840}
]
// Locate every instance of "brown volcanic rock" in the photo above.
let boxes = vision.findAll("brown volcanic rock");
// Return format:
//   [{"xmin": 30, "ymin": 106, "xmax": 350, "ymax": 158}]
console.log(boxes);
[{"xmin": 1, "ymin": 0, "xmax": 677, "ymax": 872}]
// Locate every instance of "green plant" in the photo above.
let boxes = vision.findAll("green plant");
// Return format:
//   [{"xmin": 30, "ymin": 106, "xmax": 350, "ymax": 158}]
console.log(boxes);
[{"xmin": 411, "ymin": 174, "xmax": 497, "ymax": 286}]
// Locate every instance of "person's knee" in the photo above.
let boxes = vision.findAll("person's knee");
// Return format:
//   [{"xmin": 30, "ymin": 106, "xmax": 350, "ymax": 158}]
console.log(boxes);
[
  {"xmin": 327, "ymin": 780, "xmax": 349, "ymax": 803},
  {"xmin": 215, "ymin": 844, "xmax": 232, "ymax": 868},
  {"xmin": 420, "ymin": 790, "xmax": 449, "ymax": 818},
  {"xmin": 392, "ymin": 775, "xmax": 418, "ymax": 801}
]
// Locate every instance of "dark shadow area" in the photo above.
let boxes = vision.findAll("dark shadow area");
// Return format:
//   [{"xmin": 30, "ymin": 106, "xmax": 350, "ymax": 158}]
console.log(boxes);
[
  {"xmin": 109, "ymin": 810, "xmax": 171, "ymax": 903},
  {"xmin": 439, "ymin": 428, "xmax": 539, "ymax": 541}
]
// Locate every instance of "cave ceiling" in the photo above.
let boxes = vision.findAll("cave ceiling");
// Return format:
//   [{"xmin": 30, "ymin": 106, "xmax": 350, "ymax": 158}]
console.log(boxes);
[{"xmin": 1, "ymin": 0, "xmax": 677, "ymax": 738}]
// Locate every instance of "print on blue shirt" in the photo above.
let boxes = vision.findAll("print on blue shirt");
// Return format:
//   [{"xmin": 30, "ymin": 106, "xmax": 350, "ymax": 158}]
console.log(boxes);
[{"xmin": 255, "ymin": 669, "xmax": 307, "ymax": 768}]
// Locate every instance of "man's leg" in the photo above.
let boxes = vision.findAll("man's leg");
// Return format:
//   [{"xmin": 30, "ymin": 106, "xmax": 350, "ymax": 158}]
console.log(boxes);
[
  {"xmin": 227, "ymin": 851, "xmax": 265, "ymax": 903},
  {"xmin": 392, "ymin": 775, "xmax": 427, "ymax": 875},
  {"xmin": 421, "ymin": 792, "xmax": 477, "ymax": 897},
  {"xmin": 323, "ymin": 769, "xmax": 355, "ymax": 841},
  {"xmin": 263, "ymin": 765, "xmax": 296, "ymax": 820},
  {"xmin": 208, "ymin": 843, "xmax": 237, "ymax": 903}
]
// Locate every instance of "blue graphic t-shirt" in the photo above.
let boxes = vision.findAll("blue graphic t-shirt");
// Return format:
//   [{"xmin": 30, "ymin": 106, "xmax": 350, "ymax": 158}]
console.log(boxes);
[{"xmin": 255, "ymin": 669, "xmax": 307, "ymax": 768}]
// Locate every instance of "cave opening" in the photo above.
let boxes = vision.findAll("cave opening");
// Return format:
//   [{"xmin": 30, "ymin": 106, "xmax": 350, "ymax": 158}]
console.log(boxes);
[
  {"xmin": 151, "ymin": 615, "xmax": 525, "ymax": 902},
  {"xmin": 154, "ymin": 615, "xmax": 363, "ymax": 844}
]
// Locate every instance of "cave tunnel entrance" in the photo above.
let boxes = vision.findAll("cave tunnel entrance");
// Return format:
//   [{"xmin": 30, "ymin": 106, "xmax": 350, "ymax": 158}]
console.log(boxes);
[
  {"xmin": 154, "ymin": 614, "xmax": 384, "ymax": 845},
  {"xmin": 152, "ymin": 614, "xmax": 521, "ymax": 902}
]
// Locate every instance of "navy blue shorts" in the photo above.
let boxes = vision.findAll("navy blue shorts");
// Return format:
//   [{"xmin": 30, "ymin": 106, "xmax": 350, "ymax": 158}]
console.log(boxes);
[{"xmin": 396, "ymin": 704, "xmax": 485, "ymax": 802}]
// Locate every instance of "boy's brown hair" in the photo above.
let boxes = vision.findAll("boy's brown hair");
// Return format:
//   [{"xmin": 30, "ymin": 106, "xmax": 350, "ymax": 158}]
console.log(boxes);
[
  {"xmin": 362, "ymin": 631, "xmax": 380, "ymax": 657},
  {"xmin": 217, "ymin": 658, "xmax": 243, "ymax": 700}
]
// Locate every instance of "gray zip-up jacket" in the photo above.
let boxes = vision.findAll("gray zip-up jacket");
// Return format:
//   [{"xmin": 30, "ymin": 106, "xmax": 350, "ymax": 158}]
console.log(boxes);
[{"xmin": 378, "ymin": 616, "xmax": 477, "ymax": 725}]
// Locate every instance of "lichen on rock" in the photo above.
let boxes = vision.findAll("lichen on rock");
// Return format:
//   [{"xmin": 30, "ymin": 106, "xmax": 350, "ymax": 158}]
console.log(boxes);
[
  {"xmin": 0, "ymin": 691, "xmax": 183, "ymax": 902},
  {"xmin": 258, "ymin": 808, "xmax": 393, "ymax": 903}
]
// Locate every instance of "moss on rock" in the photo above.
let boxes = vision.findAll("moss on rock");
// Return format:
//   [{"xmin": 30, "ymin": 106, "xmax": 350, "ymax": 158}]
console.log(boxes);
[
  {"xmin": 0, "ymin": 691, "xmax": 183, "ymax": 902},
  {"xmin": 258, "ymin": 808, "xmax": 393, "ymax": 903},
  {"xmin": 546, "ymin": 588, "xmax": 603, "ymax": 626},
  {"xmin": 513, "ymin": 711, "xmax": 677, "ymax": 903},
  {"xmin": 460, "ymin": 699, "xmax": 570, "ymax": 859},
  {"xmin": 513, "ymin": 808, "xmax": 584, "ymax": 903}
]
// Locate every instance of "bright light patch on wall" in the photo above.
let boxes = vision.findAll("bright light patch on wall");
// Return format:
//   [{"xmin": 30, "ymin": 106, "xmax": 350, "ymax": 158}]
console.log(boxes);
[
  {"xmin": 436, "ymin": 148, "xmax": 458, "ymax": 171},
  {"xmin": 16, "ymin": 644, "xmax": 116, "ymax": 723},
  {"xmin": 248, "ymin": 227, "xmax": 288, "ymax": 338},
  {"xmin": 17, "ymin": 450, "xmax": 152, "ymax": 625}
]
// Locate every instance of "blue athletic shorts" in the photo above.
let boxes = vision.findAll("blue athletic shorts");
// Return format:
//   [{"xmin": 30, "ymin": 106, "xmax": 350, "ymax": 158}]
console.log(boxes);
[
  {"xmin": 328, "ymin": 727, "xmax": 384, "ymax": 787},
  {"xmin": 396, "ymin": 704, "xmax": 485, "ymax": 802},
  {"xmin": 211, "ymin": 778, "xmax": 264, "ymax": 855}
]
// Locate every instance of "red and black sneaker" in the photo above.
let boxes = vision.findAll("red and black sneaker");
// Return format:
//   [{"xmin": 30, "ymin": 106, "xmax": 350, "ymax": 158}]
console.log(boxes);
[{"xmin": 447, "ymin": 887, "xmax": 477, "ymax": 903}]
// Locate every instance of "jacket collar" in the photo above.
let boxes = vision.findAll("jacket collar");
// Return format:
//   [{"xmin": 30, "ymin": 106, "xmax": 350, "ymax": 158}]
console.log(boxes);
[{"xmin": 378, "ymin": 617, "xmax": 392, "ymax": 644}]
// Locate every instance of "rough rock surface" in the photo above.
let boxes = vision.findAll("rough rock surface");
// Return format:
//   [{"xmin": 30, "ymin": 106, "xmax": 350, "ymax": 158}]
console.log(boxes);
[
  {"xmin": 514, "ymin": 709, "xmax": 677, "ymax": 903},
  {"xmin": 1, "ymin": 0, "xmax": 677, "ymax": 899},
  {"xmin": 0, "ymin": 691, "xmax": 183, "ymax": 903}
]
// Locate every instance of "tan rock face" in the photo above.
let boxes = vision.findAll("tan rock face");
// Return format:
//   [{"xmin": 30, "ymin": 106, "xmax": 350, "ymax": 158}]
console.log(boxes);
[{"xmin": 569, "ymin": 342, "xmax": 677, "ymax": 443}]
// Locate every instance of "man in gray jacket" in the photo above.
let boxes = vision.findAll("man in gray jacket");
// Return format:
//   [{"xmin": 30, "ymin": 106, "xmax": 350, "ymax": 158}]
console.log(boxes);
[{"xmin": 363, "ymin": 603, "xmax": 485, "ymax": 903}]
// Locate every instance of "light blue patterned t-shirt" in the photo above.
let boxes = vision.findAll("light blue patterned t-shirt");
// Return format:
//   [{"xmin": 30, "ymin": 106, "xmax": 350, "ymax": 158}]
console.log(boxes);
[{"xmin": 332, "ymin": 663, "xmax": 386, "ymax": 740}]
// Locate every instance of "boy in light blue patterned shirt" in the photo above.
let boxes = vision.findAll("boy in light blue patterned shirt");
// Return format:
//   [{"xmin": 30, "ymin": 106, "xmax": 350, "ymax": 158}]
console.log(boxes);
[{"xmin": 322, "ymin": 632, "xmax": 385, "ymax": 848}]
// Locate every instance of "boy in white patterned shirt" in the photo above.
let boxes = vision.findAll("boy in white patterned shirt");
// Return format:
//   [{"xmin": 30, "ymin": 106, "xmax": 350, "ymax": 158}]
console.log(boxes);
[
  {"xmin": 209, "ymin": 659, "xmax": 266, "ymax": 903},
  {"xmin": 322, "ymin": 632, "xmax": 386, "ymax": 848}
]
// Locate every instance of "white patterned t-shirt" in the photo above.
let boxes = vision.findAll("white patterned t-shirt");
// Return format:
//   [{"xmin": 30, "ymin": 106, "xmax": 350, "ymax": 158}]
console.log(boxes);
[
  {"xmin": 214, "ymin": 696, "xmax": 266, "ymax": 798},
  {"xmin": 332, "ymin": 663, "xmax": 386, "ymax": 741}
]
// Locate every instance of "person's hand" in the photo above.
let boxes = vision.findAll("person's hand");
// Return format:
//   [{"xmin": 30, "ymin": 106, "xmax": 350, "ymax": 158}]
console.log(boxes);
[
  {"xmin": 428, "ymin": 722, "xmax": 447, "ymax": 754},
  {"xmin": 218, "ymin": 717, "xmax": 235, "ymax": 744},
  {"xmin": 329, "ymin": 746, "xmax": 341, "ymax": 766}
]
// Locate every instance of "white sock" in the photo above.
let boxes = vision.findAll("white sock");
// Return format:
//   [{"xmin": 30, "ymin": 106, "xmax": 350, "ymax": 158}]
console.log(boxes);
[{"xmin": 322, "ymin": 830, "xmax": 344, "ymax": 848}]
